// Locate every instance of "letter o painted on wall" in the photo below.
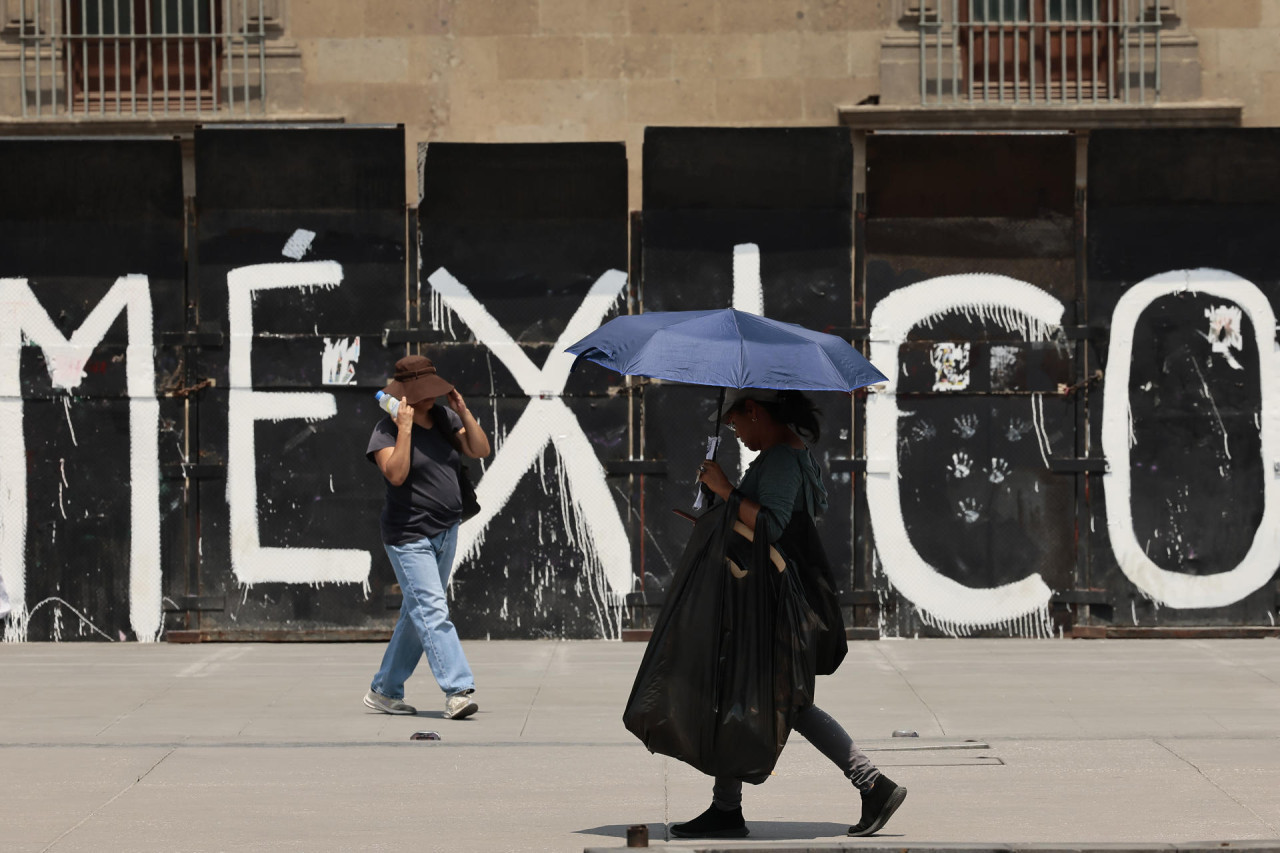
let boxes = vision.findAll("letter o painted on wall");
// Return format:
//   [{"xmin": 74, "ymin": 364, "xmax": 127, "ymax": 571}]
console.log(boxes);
[{"xmin": 1101, "ymin": 269, "xmax": 1280, "ymax": 608}]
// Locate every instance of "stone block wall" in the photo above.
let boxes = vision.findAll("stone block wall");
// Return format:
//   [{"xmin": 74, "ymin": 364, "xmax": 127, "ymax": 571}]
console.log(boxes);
[
  {"xmin": 1190, "ymin": 0, "xmax": 1280, "ymax": 125},
  {"xmin": 287, "ymin": 0, "xmax": 889, "ymax": 205},
  {"xmin": 3, "ymin": 0, "xmax": 1279, "ymax": 205}
]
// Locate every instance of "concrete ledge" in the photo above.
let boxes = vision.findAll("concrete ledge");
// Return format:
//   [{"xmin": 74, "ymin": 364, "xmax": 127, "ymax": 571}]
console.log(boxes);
[
  {"xmin": 1072, "ymin": 627, "xmax": 1280, "ymax": 640},
  {"xmin": 837, "ymin": 101, "xmax": 1244, "ymax": 131},
  {"xmin": 0, "ymin": 113, "xmax": 346, "ymax": 136},
  {"xmin": 586, "ymin": 841, "xmax": 1280, "ymax": 852},
  {"xmin": 165, "ymin": 627, "xmax": 391, "ymax": 643}
]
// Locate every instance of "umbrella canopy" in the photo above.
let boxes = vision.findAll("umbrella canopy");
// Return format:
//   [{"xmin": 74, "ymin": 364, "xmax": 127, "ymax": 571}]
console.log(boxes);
[{"xmin": 565, "ymin": 308, "xmax": 887, "ymax": 392}]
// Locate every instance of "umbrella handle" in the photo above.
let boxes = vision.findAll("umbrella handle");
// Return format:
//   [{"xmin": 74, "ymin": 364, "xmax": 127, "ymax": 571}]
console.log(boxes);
[{"xmin": 700, "ymin": 387, "xmax": 727, "ymax": 506}]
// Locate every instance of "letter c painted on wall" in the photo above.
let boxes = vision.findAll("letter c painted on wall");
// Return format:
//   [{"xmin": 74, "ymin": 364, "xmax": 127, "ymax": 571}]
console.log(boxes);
[{"xmin": 866, "ymin": 274, "xmax": 1065, "ymax": 635}]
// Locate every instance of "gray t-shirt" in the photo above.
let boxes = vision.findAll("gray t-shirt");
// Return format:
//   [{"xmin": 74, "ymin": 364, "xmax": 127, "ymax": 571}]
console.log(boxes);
[{"xmin": 366, "ymin": 405, "xmax": 464, "ymax": 545}]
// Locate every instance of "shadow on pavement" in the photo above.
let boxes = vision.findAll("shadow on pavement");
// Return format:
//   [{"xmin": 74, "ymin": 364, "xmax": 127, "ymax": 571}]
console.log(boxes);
[
  {"xmin": 575, "ymin": 823, "xmax": 664, "ymax": 840},
  {"xmin": 738, "ymin": 821, "xmax": 869, "ymax": 840},
  {"xmin": 575, "ymin": 821, "xmax": 863, "ymax": 841}
]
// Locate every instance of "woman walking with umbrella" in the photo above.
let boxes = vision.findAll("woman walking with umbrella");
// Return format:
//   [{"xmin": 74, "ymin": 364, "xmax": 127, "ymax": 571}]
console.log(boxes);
[
  {"xmin": 669, "ymin": 388, "xmax": 906, "ymax": 839},
  {"xmin": 567, "ymin": 307, "xmax": 903, "ymax": 838}
]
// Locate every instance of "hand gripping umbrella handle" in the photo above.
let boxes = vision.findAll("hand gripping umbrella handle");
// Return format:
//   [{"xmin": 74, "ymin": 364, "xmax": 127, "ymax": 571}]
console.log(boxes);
[{"xmin": 700, "ymin": 387, "xmax": 727, "ymax": 506}]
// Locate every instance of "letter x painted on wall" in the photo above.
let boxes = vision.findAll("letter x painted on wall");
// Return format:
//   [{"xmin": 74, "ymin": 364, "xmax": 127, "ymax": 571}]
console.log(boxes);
[{"xmin": 426, "ymin": 267, "xmax": 632, "ymax": 599}]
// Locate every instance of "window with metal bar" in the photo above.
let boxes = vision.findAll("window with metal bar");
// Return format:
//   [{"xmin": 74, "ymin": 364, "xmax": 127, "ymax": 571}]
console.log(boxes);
[
  {"xmin": 961, "ymin": 0, "xmax": 1111, "ymax": 102},
  {"xmin": 68, "ymin": 0, "xmax": 220, "ymax": 113},
  {"xmin": 13, "ymin": 0, "xmax": 269, "ymax": 118}
]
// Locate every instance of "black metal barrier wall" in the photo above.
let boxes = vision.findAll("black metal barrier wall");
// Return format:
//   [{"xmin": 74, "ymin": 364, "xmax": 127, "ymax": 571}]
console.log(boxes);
[
  {"xmin": 0, "ymin": 138, "xmax": 186, "ymax": 642},
  {"xmin": 416, "ymin": 142, "xmax": 631, "ymax": 639},
  {"xmin": 0, "ymin": 126, "xmax": 1276, "ymax": 641},
  {"xmin": 1085, "ymin": 129, "xmax": 1280, "ymax": 630},
  {"xmin": 635, "ymin": 127, "xmax": 856, "ymax": 618}
]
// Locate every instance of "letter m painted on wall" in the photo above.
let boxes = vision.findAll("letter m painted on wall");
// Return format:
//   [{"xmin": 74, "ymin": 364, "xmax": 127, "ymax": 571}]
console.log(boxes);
[{"xmin": 0, "ymin": 276, "xmax": 162, "ymax": 642}]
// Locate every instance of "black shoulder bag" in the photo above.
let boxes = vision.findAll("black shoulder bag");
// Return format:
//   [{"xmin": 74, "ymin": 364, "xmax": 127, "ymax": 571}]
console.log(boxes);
[{"xmin": 432, "ymin": 405, "xmax": 481, "ymax": 520}]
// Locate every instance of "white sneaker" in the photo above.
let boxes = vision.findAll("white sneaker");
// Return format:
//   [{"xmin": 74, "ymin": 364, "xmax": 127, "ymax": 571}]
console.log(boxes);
[
  {"xmin": 444, "ymin": 690, "xmax": 478, "ymax": 720},
  {"xmin": 363, "ymin": 689, "xmax": 416, "ymax": 715}
]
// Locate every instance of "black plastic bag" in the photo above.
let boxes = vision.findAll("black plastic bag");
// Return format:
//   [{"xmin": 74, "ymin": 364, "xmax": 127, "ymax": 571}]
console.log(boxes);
[
  {"xmin": 778, "ymin": 511, "xmax": 848, "ymax": 676},
  {"xmin": 623, "ymin": 494, "xmax": 820, "ymax": 784}
]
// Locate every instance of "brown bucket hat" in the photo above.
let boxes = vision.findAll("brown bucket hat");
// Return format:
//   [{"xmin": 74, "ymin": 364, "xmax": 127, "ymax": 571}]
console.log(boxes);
[{"xmin": 382, "ymin": 355, "xmax": 454, "ymax": 405}]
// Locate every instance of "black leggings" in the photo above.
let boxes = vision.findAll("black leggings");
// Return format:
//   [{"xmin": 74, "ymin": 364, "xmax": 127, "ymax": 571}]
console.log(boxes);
[{"xmin": 711, "ymin": 703, "xmax": 879, "ymax": 809}]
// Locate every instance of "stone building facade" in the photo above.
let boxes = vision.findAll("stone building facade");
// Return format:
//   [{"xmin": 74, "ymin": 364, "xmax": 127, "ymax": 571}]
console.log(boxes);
[{"xmin": 1, "ymin": 0, "xmax": 1276, "ymax": 204}]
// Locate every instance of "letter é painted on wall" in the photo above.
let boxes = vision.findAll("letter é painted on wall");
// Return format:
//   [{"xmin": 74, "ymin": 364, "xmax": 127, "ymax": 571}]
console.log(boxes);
[{"xmin": 226, "ymin": 261, "xmax": 371, "ymax": 589}]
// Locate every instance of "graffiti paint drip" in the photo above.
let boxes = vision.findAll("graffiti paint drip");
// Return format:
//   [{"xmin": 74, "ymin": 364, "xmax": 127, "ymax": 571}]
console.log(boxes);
[
  {"xmin": 916, "ymin": 605, "xmax": 1054, "ymax": 640},
  {"xmin": 1030, "ymin": 393, "xmax": 1053, "ymax": 469},
  {"xmin": 554, "ymin": 444, "xmax": 623, "ymax": 638},
  {"xmin": 62, "ymin": 396, "xmax": 78, "ymax": 446},
  {"xmin": 57, "ymin": 459, "xmax": 68, "ymax": 520}
]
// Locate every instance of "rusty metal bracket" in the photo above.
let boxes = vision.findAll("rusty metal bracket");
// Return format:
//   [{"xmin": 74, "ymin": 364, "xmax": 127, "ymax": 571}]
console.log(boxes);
[
  {"xmin": 625, "ymin": 591, "xmax": 662, "ymax": 608},
  {"xmin": 1049, "ymin": 458, "xmax": 1109, "ymax": 473},
  {"xmin": 164, "ymin": 377, "xmax": 216, "ymax": 399},
  {"xmin": 1052, "ymin": 589, "xmax": 1108, "ymax": 604},
  {"xmin": 162, "ymin": 463, "xmax": 225, "ymax": 480},
  {"xmin": 823, "ymin": 326, "xmax": 870, "ymax": 341},
  {"xmin": 382, "ymin": 325, "xmax": 449, "ymax": 345},
  {"xmin": 163, "ymin": 595, "xmax": 226, "ymax": 613},
  {"xmin": 158, "ymin": 330, "xmax": 224, "ymax": 347}
]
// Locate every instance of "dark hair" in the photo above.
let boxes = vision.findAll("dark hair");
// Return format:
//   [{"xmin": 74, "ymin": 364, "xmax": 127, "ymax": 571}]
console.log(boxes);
[{"xmin": 738, "ymin": 390, "xmax": 822, "ymax": 443}]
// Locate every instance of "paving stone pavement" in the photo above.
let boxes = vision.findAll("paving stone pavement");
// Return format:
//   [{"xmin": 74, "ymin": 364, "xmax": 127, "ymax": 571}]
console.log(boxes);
[{"xmin": 2, "ymin": 638, "xmax": 1279, "ymax": 852}]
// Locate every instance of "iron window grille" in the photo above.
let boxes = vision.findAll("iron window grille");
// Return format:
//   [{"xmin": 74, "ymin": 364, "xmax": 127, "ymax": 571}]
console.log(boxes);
[
  {"xmin": 14, "ymin": 0, "xmax": 268, "ymax": 117},
  {"xmin": 917, "ymin": 0, "xmax": 1164, "ymax": 105}
]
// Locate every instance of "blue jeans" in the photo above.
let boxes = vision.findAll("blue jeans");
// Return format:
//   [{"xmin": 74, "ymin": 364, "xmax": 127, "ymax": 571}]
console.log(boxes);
[{"xmin": 370, "ymin": 527, "xmax": 475, "ymax": 698}]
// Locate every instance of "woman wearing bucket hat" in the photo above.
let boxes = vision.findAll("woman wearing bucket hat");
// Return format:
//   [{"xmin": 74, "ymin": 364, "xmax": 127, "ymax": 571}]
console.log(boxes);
[{"xmin": 363, "ymin": 355, "xmax": 491, "ymax": 721}]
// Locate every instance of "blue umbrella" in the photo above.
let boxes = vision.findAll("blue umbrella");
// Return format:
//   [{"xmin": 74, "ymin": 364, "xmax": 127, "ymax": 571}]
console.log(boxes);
[{"xmin": 565, "ymin": 308, "xmax": 887, "ymax": 393}]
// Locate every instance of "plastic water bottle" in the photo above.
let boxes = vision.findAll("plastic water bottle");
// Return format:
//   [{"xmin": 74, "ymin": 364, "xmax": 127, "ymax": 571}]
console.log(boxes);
[{"xmin": 375, "ymin": 390, "xmax": 400, "ymax": 418}]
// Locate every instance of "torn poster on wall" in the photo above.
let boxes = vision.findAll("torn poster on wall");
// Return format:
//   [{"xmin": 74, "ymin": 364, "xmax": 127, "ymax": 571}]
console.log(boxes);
[{"xmin": 930, "ymin": 342, "xmax": 971, "ymax": 392}]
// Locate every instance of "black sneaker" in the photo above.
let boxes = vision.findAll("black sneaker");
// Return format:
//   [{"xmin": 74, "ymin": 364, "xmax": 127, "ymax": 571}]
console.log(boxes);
[
  {"xmin": 848, "ymin": 774, "xmax": 907, "ymax": 837},
  {"xmin": 670, "ymin": 804, "xmax": 749, "ymax": 839}
]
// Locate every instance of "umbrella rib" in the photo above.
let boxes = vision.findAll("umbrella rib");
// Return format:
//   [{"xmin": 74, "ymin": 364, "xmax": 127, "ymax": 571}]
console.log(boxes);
[
  {"xmin": 813, "ymin": 341, "xmax": 854, "ymax": 392},
  {"xmin": 733, "ymin": 309, "xmax": 749, "ymax": 389}
]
